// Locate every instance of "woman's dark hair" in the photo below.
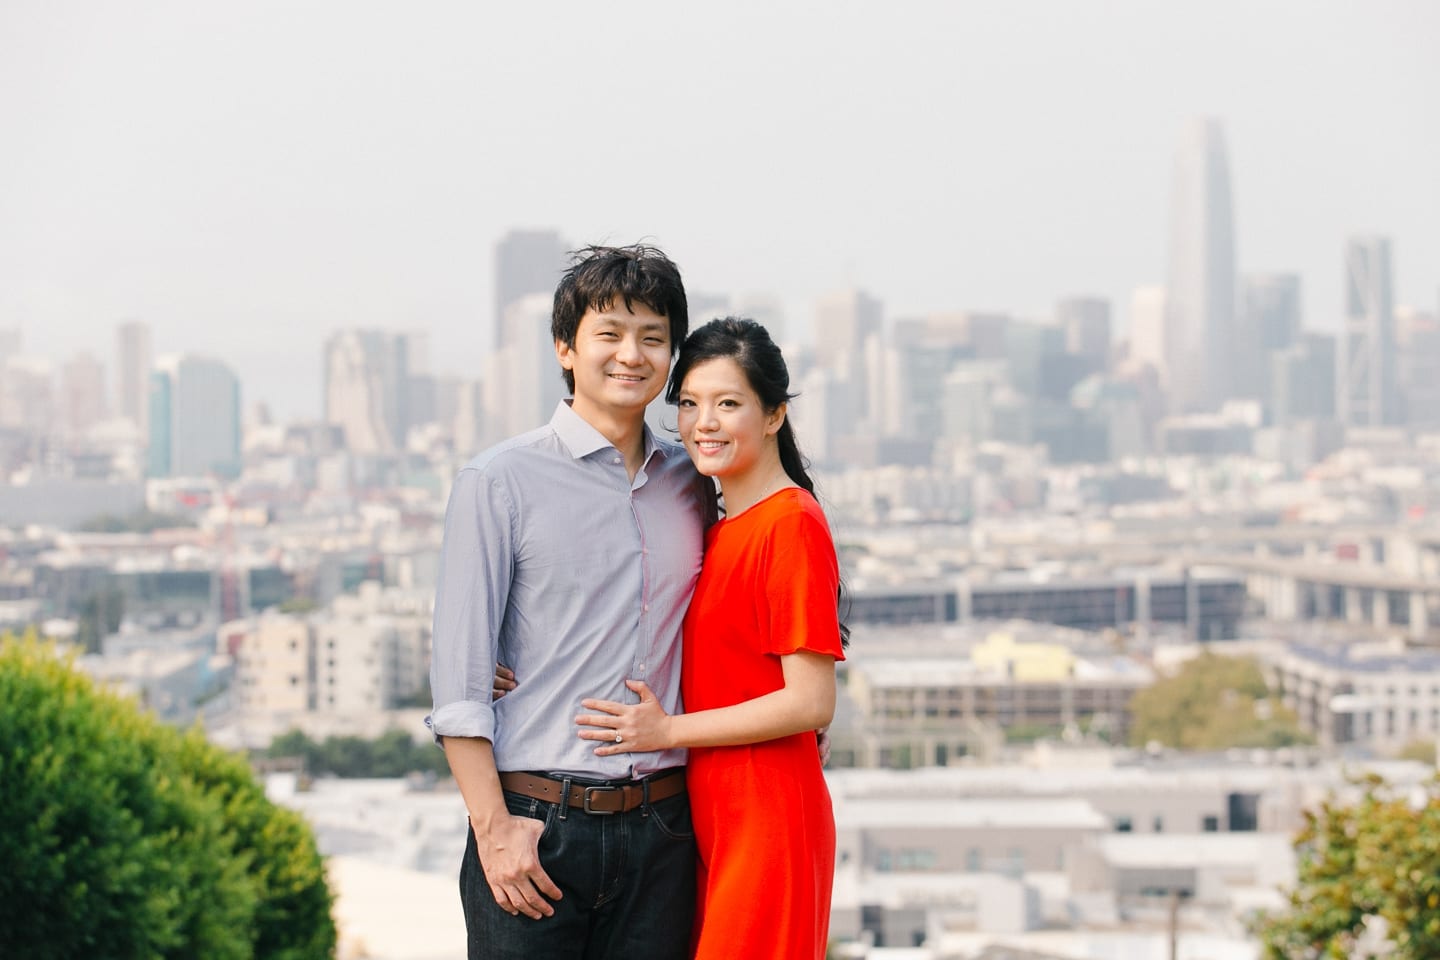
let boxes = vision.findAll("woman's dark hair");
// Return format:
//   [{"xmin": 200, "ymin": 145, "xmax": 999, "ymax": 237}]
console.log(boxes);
[
  {"xmin": 551, "ymin": 244, "xmax": 689, "ymax": 392},
  {"xmin": 668, "ymin": 316, "xmax": 850, "ymax": 646}
]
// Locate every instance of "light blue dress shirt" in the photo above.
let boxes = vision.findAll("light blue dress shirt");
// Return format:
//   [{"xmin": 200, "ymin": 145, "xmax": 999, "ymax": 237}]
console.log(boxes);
[{"xmin": 427, "ymin": 400, "xmax": 715, "ymax": 779}]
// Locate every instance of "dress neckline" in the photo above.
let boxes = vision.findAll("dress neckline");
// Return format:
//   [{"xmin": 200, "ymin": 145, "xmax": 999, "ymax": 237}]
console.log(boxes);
[{"xmin": 716, "ymin": 485, "xmax": 803, "ymax": 527}]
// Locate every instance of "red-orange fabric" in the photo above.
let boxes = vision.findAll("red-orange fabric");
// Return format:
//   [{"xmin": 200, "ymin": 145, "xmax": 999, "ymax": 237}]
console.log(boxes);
[{"xmin": 681, "ymin": 488, "xmax": 846, "ymax": 960}]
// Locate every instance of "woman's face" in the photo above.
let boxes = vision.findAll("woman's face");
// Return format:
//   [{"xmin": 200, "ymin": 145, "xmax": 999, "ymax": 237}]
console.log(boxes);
[{"xmin": 675, "ymin": 357, "xmax": 785, "ymax": 481}]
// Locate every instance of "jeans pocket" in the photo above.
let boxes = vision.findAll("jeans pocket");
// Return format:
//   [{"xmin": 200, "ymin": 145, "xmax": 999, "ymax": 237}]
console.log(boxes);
[
  {"xmin": 502, "ymin": 791, "xmax": 559, "ymax": 843},
  {"xmin": 646, "ymin": 793, "xmax": 695, "ymax": 841}
]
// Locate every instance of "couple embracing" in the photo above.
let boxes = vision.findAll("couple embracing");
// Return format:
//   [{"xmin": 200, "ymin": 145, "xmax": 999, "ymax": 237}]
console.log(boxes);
[{"xmin": 427, "ymin": 243, "xmax": 846, "ymax": 959}]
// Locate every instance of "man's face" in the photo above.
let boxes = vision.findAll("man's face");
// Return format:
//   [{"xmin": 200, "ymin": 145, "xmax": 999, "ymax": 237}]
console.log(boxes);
[{"xmin": 557, "ymin": 300, "xmax": 672, "ymax": 421}]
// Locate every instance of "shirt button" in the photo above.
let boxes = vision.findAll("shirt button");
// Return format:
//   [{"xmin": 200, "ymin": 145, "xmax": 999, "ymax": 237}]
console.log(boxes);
[
  {"xmin": 612, "ymin": 457, "xmax": 622, "ymax": 464},
  {"xmin": 643, "ymin": 604, "xmax": 650, "ymax": 612}
]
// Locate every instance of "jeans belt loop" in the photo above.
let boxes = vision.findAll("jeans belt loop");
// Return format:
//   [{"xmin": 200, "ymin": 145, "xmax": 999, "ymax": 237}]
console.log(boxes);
[
  {"xmin": 641, "ymin": 774, "xmax": 651, "ymax": 817},
  {"xmin": 558, "ymin": 777, "xmax": 572, "ymax": 821}
]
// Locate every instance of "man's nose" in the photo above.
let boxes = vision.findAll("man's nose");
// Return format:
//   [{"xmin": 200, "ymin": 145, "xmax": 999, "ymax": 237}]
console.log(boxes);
[{"xmin": 615, "ymin": 335, "xmax": 643, "ymax": 363}]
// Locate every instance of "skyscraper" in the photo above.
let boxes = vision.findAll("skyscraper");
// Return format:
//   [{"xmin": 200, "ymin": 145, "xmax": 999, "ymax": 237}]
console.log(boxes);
[
  {"xmin": 1338, "ymin": 236, "xmax": 1400, "ymax": 427},
  {"xmin": 813, "ymin": 288, "xmax": 883, "ymax": 373},
  {"xmin": 323, "ymin": 330, "xmax": 410, "ymax": 454},
  {"xmin": 813, "ymin": 288, "xmax": 883, "ymax": 428},
  {"xmin": 1238, "ymin": 274, "xmax": 1301, "ymax": 407},
  {"xmin": 1127, "ymin": 286, "xmax": 1167, "ymax": 380},
  {"xmin": 1057, "ymin": 297, "xmax": 1111, "ymax": 362},
  {"xmin": 115, "ymin": 319, "xmax": 152, "ymax": 440},
  {"xmin": 483, "ymin": 293, "xmax": 568, "ymax": 440},
  {"xmin": 494, "ymin": 229, "xmax": 570, "ymax": 350},
  {"xmin": 1397, "ymin": 306, "xmax": 1440, "ymax": 427},
  {"xmin": 60, "ymin": 351, "xmax": 107, "ymax": 437},
  {"xmin": 149, "ymin": 355, "xmax": 241, "ymax": 477},
  {"xmin": 1165, "ymin": 118, "xmax": 1236, "ymax": 414}
]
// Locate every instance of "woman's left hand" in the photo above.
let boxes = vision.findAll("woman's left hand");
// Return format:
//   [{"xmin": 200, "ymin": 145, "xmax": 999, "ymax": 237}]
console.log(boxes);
[{"xmin": 576, "ymin": 680, "xmax": 674, "ymax": 756}]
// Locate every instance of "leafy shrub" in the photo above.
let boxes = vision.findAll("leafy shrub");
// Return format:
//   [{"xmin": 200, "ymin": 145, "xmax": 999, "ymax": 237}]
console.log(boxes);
[{"xmin": 0, "ymin": 631, "xmax": 335, "ymax": 959}]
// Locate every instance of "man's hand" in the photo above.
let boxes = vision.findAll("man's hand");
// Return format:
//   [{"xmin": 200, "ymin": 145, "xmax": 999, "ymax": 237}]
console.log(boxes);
[
  {"xmin": 816, "ymin": 725, "xmax": 832, "ymax": 766},
  {"xmin": 492, "ymin": 663, "xmax": 516, "ymax": 701},
  {"xmin": 471, "ymin": 813, "xmax": 562, "ymax": 919}
]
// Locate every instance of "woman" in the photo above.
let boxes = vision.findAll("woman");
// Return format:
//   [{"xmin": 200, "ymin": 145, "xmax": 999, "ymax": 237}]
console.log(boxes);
[{"xmin": 575, "ymin": 317, "xmax": 847, "ymax": 960}]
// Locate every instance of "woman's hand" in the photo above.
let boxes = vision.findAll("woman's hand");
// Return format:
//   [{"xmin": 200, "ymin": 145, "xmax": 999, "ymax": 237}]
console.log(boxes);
[{"xmin": 576, "ymin": 680, "xmax": 675, "ymax": 756}]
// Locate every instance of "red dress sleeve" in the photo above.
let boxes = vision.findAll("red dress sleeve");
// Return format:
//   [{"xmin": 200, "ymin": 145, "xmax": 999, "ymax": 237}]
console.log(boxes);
[{"xmin": 758, "ymin": 500, "xmax": 846, "ymax": 661}]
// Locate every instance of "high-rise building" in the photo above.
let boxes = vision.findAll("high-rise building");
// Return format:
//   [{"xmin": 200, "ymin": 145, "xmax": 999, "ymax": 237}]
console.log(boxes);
[
  {"xmin": 1127, "ymin": 286, "xmax": 1167, "ymax": 381},
  {"xmin": 813, "ymin": 288, "xmax": 883, "ymax": 429},
  {"xmin": 323, "ymin": 330, "xmax": 410, "ymax": 454},
  {"xmin": 1338, "ymin": 236, "xmax": 1401, "ymax": 427},
  {"xmin": 1272, "ymin": 334, "xmax": 1336, "ymax": 427},
  {"xmin": 115, "ymin": 319, "xmax": 152, "ymax": 440},
  {"xmin": 59, "ymin": 351, "xmax": 107, "ymax": 437},
  {"xmin": 0, "ymin": 356, "xmax": 55, "ymax": 435},
  {"xmin": 1165, "ymin": 118, "xmax": 1236, "ymax": 414},
  {"xmin": 1058, "ymin": 297, "xmax": 1111, "ymax": 362},
  {"xmin": 1397, "ymin": 306, "xmax": 1440, "ymax": 427},
  {"xmin": 1237, "ymin": 274, "xmax": 1301, "ymax": 408},
  {"xmin": 149, "ymin": 354, "xmax": 241, "ymax": 477},
  {"xmin": 813, "ymin": 288, "xmax": 883, "ymax": 373},
  {"xmin": 494, "ymin": 229, "xmax": 570, "ymax": 350},
  {"xmin": 483, "ymin": 293, "xmax": 569, "ymax": 440}
]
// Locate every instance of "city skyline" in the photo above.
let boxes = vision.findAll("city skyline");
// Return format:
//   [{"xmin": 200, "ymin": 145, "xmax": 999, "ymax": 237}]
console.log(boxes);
[{"xmin": 2, "ymin": 1, "xmax": 1438, "ymax": 420}]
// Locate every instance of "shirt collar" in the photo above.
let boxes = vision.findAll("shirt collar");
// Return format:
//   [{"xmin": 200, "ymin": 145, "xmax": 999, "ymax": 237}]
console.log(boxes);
[{"xmin": 549, "ymin": 399, "xmax": 670, "ymax": 462}]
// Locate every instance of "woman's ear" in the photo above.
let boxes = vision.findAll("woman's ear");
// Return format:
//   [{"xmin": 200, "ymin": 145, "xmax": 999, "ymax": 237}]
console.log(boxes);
[{"xmin": 765, "ymin": 402, "xmax": 787, "ymax": 437}]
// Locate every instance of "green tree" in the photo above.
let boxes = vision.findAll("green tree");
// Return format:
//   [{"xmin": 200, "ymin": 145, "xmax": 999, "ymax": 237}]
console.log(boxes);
[
  {"xmin": 1129, "ymin": 651, "xmax": 1311, "ymax": 750},
  {"xmin": 0, "ymin": 631, "xmax": 335, "ymax": 959},
  {"xmin": 265, "ymin": 728, "xmax": 448, "ymax": 779},
  {"xmin": 1256, "ymin": 773, "xmax": 1440, "ymax": 959},
  {"xmin": 77, "ymin": 509, "xmax": 196, "ymax": 533}
]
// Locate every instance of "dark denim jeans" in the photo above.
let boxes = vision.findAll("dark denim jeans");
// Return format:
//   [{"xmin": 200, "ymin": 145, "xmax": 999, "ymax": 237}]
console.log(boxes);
[{"xmin": 459, "ymin": 774, "xmax": 696, "ymax": 960}]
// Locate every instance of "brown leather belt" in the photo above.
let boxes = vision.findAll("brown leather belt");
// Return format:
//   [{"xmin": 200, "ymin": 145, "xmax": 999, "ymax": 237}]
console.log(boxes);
[{"xmin": 499, "ymin": 768, "xmax": 685, "ymax": 815}]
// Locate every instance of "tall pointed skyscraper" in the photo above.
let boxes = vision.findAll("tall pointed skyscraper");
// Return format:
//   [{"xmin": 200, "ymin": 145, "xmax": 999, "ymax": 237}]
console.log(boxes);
[{"xmin": 1165, "ymin": 118, "xmax": 1236, "ymax": 414}]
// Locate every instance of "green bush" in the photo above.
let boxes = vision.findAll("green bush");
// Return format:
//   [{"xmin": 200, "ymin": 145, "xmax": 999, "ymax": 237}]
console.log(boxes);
[{"xmin": 0, "ymin": 631, "xmax": 335, "ymax": 959}]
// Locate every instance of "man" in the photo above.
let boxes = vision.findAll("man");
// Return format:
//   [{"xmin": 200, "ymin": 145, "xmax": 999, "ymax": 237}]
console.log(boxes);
[{"xmin": 427, "ymin": 244, "xmax": 714, "ymax": 959}]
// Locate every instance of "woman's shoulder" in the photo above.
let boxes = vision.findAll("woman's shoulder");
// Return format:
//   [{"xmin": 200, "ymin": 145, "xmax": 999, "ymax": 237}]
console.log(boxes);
[{"xmin": 760, "ymin": 488, "xmax": 832, "ymax": 537}]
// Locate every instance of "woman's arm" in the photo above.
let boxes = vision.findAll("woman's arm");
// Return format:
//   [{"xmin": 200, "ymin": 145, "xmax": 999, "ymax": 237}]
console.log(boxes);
[{"xmin": 575, "ymin": 650, "xmax": 836, "ymax": 756}]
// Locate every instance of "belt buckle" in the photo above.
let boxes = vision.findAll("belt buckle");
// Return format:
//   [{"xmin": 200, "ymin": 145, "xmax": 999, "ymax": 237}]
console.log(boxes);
[{"xmin": 582, "ymin": 784, "xmax": 622, "ymax": 815}]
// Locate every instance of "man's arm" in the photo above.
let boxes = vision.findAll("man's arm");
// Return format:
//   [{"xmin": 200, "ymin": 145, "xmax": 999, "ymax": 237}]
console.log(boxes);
[
  {"xmin": 442, "ymin": 736, "xmax": 561, "ymax": 919},
  {"xmin": 429, "ymin": 469, "xmax": 560, "ymax": 918}
]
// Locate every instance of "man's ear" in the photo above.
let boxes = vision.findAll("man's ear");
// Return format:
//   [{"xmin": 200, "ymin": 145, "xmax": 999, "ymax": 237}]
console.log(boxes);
[{"xmin": 555, "ymin": 338, "xmax": 574, "ymax": 371}]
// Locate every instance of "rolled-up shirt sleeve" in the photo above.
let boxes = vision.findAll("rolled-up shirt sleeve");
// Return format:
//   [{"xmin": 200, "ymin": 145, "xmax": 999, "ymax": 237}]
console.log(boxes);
[{"xmin": 426, "ymin": 467, "xmax": 514, "ymax": 742}]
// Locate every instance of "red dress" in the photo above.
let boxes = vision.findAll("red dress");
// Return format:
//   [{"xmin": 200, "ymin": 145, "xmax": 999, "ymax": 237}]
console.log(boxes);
[{"xmin": 681, "ymin": 487, "xmax": 846, "ymax": 960}]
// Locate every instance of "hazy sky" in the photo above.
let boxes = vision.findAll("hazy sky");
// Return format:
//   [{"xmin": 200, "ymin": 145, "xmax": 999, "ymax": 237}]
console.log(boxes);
[{"xmin": 3, "ymin": 0, "xmax": 1437, "ymax": 420}]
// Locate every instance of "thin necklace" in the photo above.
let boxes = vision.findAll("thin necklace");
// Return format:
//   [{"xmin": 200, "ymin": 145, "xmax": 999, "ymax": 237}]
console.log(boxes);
[{"xmin": 728, "ymin": 470, "xmax": 790, "ymax": 518}]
